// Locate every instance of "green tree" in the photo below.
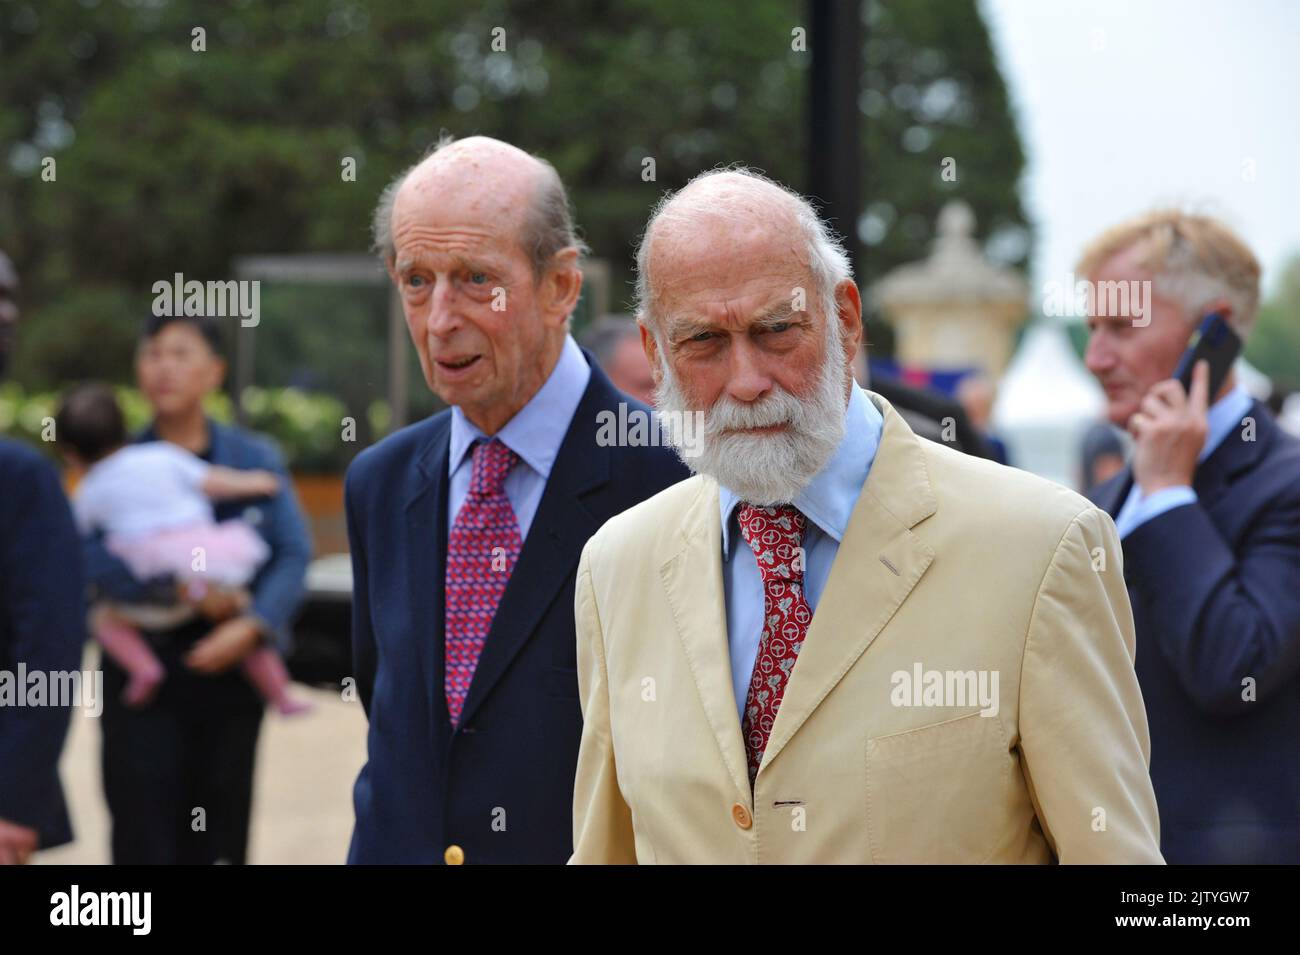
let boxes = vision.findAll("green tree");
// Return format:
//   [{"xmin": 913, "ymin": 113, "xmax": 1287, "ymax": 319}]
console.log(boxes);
[
  {"xmin": 860, "ymin": 0, "xmax": 1029, "ymax": 348},
  {"xmin": 1, "ymin": 0, "xmax": 1027, "ymax": 393},
  {"xmin": 1245, "ymin": 253, "xmax": 1300, "ymax": 395}
]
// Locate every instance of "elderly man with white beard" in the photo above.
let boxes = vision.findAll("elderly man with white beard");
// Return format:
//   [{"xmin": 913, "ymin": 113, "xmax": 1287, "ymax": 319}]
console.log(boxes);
[{"xmin": 568, "ymin": 169, "xmax": 1164, "ymax": 864}]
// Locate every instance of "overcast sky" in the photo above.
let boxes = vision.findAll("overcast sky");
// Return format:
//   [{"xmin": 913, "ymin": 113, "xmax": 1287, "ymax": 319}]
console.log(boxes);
[{"xmin": 981, "ymin": 0, "xmax": 1300, "ymax": 300}]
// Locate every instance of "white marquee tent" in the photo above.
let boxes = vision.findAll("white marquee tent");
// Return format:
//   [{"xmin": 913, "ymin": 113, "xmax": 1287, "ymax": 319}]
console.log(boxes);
[{"xmin": 991, "ymin": 321, "xmax": 1106, "ymax": 490}]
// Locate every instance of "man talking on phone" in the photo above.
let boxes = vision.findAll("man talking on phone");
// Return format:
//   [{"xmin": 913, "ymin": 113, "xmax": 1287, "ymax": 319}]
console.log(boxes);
[{"xmin": 1081, "ymin": 210, "xmax": 1300, "ymax": 863}]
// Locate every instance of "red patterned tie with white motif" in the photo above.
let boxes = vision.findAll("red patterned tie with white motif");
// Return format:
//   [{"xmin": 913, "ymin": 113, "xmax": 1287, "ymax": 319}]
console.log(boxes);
[
  {"xmin": 444, "ymin": 439, "xmax": 522, "ymax": 726},
  {"xmin": 737, "ymin": 503, "xmax": 811, "ymax": 786}
]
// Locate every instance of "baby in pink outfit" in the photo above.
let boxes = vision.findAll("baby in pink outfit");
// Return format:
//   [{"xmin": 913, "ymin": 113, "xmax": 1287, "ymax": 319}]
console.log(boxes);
[{"xmin": 58, "ymin": 383, "xmax": 310, "ymax": 714}]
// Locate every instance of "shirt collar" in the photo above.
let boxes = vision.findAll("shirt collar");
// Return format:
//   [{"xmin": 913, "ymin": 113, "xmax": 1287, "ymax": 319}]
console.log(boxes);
[
  {"xmin": 719, "ymin": 383, "xmax": 883, "ymax": 560},
  {"xmin": 1201, "ymin": 384, "xmax": 1254, "ymax": 462},
  {"xmin": 448, "ymin": 334, "xmax": 592, "ymax": 481}
]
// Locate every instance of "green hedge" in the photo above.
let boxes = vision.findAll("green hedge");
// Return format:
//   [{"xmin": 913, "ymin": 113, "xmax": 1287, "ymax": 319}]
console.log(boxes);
[{"xmin": 0, "ymin": 383, "xmax": 379, "ymax": 474}]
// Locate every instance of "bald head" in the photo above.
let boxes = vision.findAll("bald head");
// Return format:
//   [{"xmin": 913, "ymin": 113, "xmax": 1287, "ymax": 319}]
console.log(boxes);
[
  {"xmin": 634, "ymin": 169, "xmax": 862, "ymax": 506},
  {"xmin": 398, "ymin": 136, "xmax": 546, "ymax": 241},
  {"xmin": 414, "ymin": 134, "xmax": 541, "ymax": 176},
  {"xmin": 376, "ymin": 135, "xmax": 588, "ymax": 436},
  {"xmin": 635, "ymin": 168, "xmax": 852, "ymax": 337},
  {"xmin": 373, "ymin": 135, "xmax": 585, "ymax": 278},
  {"xmin": 641, "ymin": 170, "xmax": 806, "ymax": 260}
]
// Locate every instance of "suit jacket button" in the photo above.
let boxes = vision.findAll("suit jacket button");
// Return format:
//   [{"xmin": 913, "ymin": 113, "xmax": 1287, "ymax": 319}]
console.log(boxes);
[
  {"xmin": 731, "ymin": 803, "xmax": 753, "ymax": 830},
  {"xmin": 444, "ymin": 845, "xmax": 465, "ymax": 865}
]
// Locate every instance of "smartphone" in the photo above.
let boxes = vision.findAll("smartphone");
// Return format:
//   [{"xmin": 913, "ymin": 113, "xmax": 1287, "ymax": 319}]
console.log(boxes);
[{"xmin": 1174, "ymin": 311, "xmax": 1240, "ymax": 398}]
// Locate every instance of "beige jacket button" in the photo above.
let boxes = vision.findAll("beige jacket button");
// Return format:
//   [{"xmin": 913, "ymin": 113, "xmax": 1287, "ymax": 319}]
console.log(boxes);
[
  {"xmin": 444, "ymin": 844, "xmax": 465, "ymax": 865},
  {"xmin": 731, "ymin": 803, "xmax": 753, "ymax": 829}
]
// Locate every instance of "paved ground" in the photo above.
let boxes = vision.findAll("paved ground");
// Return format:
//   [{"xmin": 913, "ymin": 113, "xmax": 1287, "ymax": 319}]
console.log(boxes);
[{"xmin": 35, "ymin": 658, "xmax": 368, "ymax": 865}]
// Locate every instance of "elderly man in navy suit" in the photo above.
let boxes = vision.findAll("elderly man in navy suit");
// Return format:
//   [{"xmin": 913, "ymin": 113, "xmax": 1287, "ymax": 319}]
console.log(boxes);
[
  {"xmin": 1083, "ymin": 211, "xmax": 1300, "ymax": 863},
  {"xmin": 347, "ymin": 136, "xmax": 688, "ymax": 864},
  {"xmin": 0, "ymin": 249, "xmax": 86, "ymax": 863}
]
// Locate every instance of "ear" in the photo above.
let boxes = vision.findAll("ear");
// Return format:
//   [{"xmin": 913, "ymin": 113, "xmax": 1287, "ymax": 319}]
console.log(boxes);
[
  {"xmin": 207, "ymin": 355, "xmax": 228, "ymax": 392},
  {"xmin": 638, "ymin": 316, "xmax": 664, "ymax": 386},
  {"xmin": 1203, "ymin": 298, "xmax": 1235, "ymax": 327},
  {"xmin": 540, "ymin": 248, "xmax": 583, "ymax": 328},
  {"xmin": 835, "ymin": 279, "xmax": 863, "ymax": 360}
]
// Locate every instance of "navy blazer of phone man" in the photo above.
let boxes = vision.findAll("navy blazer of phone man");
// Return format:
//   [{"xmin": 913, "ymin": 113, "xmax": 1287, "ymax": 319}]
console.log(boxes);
[{"xmin": 1091, "ymin": 387, "xmax": 1300, "ymax": 863}]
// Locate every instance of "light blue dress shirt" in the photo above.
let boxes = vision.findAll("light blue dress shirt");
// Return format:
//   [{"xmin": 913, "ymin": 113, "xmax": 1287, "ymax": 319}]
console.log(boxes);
[
  {"xmin": 719, "ymin": 384, "xmax": 884, "ymax": 722},
  {"xmin": 447, "ymin": 334, "xmax": 591, "ymax": 541},
  {"xmin": 1113, "ymin": 384, "xmax": 1254, "ymax": 539}
]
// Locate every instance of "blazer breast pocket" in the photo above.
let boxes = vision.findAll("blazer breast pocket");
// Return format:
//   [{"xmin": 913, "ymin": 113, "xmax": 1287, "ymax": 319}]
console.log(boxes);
[{"xmin": 865, "ymin": 711, "xmax": 1014, "ymax": 864}]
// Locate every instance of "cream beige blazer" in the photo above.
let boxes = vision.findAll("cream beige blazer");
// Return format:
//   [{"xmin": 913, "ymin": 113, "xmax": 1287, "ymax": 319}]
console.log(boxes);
[{"xmin": 570, "ymin": 392, "xmax": 1163, "ymax": 864}]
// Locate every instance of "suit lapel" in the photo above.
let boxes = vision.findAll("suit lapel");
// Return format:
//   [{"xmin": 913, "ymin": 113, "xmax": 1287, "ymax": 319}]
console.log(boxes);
[
  {"xmin": 760, "ymin": 394, "xmax": 937, "ymax": 776},
  {"xmin": 659, "ymin": 477, "xmax": 752, "ymax": 799},
  {"xmin": 403, "ymin": 416, "xmax": 453, "ymax": 733},
  {"xmin": 1195, "ymin": 399, "xmax": 1271, "ymax": 509},
  {"xmin": 1091, "ymin": 400, "xmax": 1273, "ymax": 520},
  {"xmin": 456, "ymin": 372, "xmax": 612, "ymax": 727}
]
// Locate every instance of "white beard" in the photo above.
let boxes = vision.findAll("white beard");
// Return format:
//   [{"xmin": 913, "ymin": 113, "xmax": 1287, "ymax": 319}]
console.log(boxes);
[{"xmin": 653, "ymin": 321, "xmax": 850, "ymax": 506}]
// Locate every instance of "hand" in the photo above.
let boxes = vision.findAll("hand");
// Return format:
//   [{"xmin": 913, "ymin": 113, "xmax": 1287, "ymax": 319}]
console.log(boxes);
[
  {"xmin": 180, "ymin": 582, "xmax": 250, "ymax": 622},
  {"xmin": 184, "ymin": 616, "xmax": 263, "ymax": 674},
  {"xmin": 0, "ymin": 817, "xmax": 38, "ymax": 865},
  {"xmin": 247, "ymin": 470, "xmax": 281, "ymax": 496},
  {"xmin": 1129, "ymin": 359, "xmax": 1210, "ymax": 495}
]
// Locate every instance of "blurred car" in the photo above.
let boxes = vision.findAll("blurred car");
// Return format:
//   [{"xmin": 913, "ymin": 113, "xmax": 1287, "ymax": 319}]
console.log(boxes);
[{"xmin": 285, "ymin": 554, "xmax": 353, "ymax": 689}]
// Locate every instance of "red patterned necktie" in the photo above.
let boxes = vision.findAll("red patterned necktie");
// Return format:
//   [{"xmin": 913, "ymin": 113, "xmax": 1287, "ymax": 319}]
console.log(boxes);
[
  {"xmin": 737, "ymin": 503, "xmax": 811, "ymax": 786},
  {"xmin": 444, "ymin": 439, "xmax": 522, "ymax": 726}
]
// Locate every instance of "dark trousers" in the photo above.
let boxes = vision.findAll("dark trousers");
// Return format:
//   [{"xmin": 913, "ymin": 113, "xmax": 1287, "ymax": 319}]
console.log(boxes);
[{"xmin": 100, "ymin": 622, "xmax": 264, "ymax": 864}]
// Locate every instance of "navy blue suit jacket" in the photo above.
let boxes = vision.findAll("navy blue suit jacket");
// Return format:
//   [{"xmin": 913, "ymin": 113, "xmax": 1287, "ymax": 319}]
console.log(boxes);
[
  {"xmin": 346, "ymin": 356, "xmax": 689, "ymax": 864},
  {"xmin": 0, "ymin": 439, "xmax": 86, "ymax": 849},
  {"xmin": 1091, "ymin": 401, "xmax": 1300, "ymax": 863}
]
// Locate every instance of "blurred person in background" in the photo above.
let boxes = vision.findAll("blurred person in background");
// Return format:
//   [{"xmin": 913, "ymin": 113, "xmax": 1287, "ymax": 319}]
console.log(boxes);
[
  {"xmin": 580, "ymin": 314, "xmax": 657, "ymax": 404},
  {"xmin": 57, "ymin": 382, "xmax": 309, "ymax": 717},
  {"xmin": 0, "ymin": 248, "xmax": 86, "ymax": 863},
  {"xmin": 347, "ymin": 135, "xmax": 687, "ymax": 864},
  {"xmin": 956, "ymin": 372, "xmax": 1010, "ymax": 465},
  {"xmin": 84, "ymin": 313, "xmax": 312, "ymax": 864},
  {"xmin": 851, "ymin": 346, "xmax": 993, "ymax": 458},
  {"xmin": 1083, "ymin": 210, "xmax": 1300, "ymax": 863},
  {"xmin": 1079, "ymin": 420, "xmax": 1126, "ymax": 492}
]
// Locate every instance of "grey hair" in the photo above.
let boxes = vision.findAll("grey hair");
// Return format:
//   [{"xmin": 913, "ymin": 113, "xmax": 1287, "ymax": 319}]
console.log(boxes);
[
  {"xmin": 633, "ymin": 166, "xmax": 854, "ymax": 336},
  {"xmin": 1075, "ymin": 208, "xmax": 1262, "ymax": 337},
  {"xmin": 370, "ymin": 133, "xmax": 589, "ymax": 279}
]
